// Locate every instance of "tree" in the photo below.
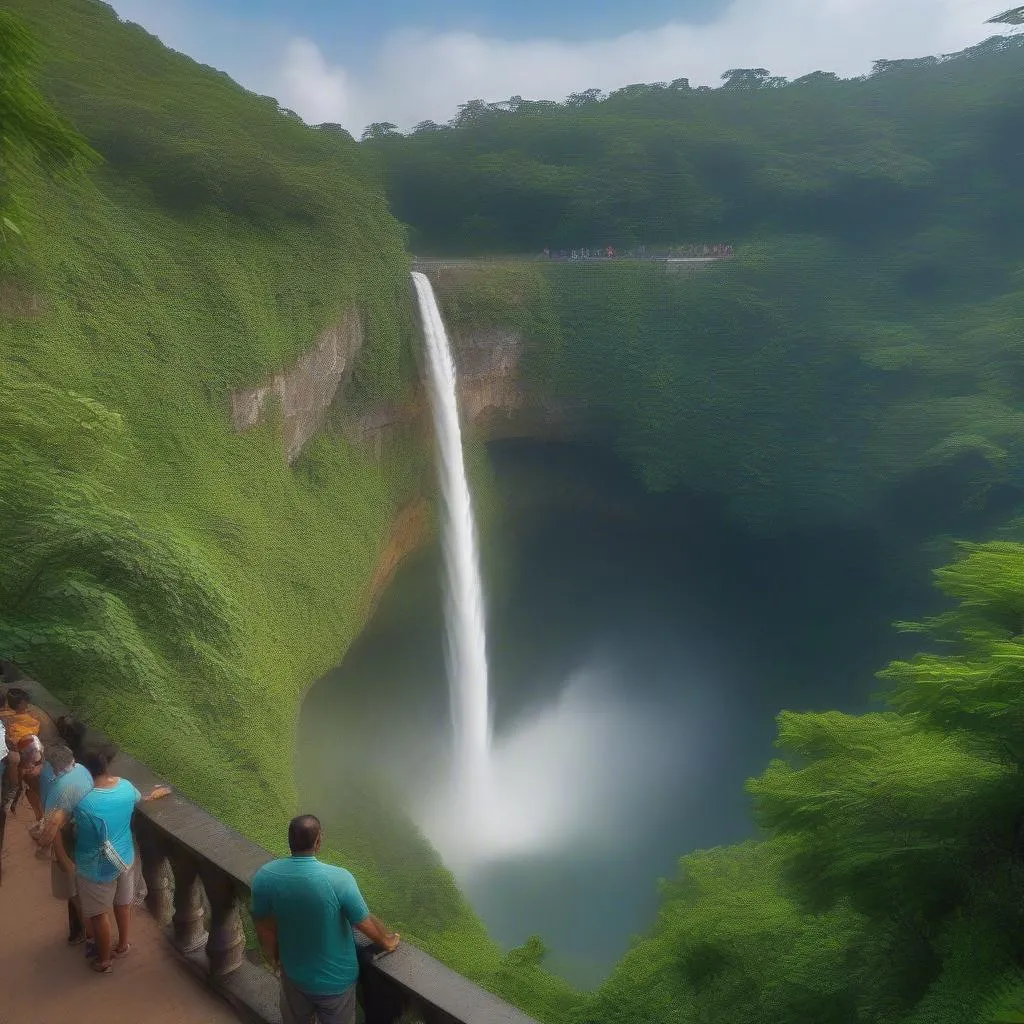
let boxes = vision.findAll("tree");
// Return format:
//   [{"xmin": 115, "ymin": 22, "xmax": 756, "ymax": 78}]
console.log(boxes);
[
  {"xmin": 361, "ymin": 122, "xmax": 400, "ymax": 141},
  {"xmin": 793, "ymin": 71, "xmax": 841, "ymax": 86},
  {"xmin": 721, "ymin": 67, "xmax": 772, "ymax": 88},
  {"xmin": 316, "ymin": 122, "xmax": 353, "ymax": 139},
  {"xmin": 988, "ymin": 6, "xmax": 1024, "ymax": 25},
  {"xmin": 452, "ymin": 99, "xmax": 490, "ymax": 126},
  {"xmin": 566, "ymin": 88, "xmax": 603, "ymax": 107}
]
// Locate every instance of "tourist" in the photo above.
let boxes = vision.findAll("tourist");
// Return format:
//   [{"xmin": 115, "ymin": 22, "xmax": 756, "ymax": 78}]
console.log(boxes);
[
  {"xmin": 0, "ymin": 697, "xmax": 6, "ymax": 886},
  {"xmin": 55, "ymin": 715, "xmax": 88, "ymax": 761},
  {"xmin": 1, "ymin": 687, "xmax": 41, "ymax": 815},
  {"xmin": 251, "ymin": 814, "xmax": 400, "ymax": 1024},
  {"xmin": 73, "ymin": 743, "xmax": 171, "ymax": 974},
  {"xmin": 32, "ymin": 742, "xmax": 95, "ymax": 945}
]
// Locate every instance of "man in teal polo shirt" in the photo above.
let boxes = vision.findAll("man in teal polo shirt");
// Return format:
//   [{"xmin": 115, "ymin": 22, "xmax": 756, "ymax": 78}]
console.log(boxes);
[{"xmin": 251, "ymin": 815, "xmax": 400, "ymax": 1024}]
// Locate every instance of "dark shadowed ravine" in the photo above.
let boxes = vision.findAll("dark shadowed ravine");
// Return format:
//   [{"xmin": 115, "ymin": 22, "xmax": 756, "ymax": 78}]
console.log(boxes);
[{"xmin": 298, "ymin": 439, "xmax": 940, "ymax": 988}]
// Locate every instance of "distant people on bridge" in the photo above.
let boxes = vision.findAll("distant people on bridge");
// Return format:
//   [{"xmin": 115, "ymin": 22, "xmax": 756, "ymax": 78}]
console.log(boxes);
[
  {"xmin": 32, "ymin": 741, "xmax": 95, "ymax": 946},
  {"xmin": 251, "ymin": 814, "xmax": 400, "ymax": 1024},
  {"xmin": 72, "ymin": 743, "xmax": 171, "ymax": 973},
  {"xmin": 540, "ymin": 242, "xmax": 732, "ymax": 261}
]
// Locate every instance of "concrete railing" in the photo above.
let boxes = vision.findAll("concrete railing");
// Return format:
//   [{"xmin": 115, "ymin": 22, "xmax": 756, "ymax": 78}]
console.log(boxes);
[{"xmin": 13, "ymin": 674, "xmax": 539, "ymax": 1024}]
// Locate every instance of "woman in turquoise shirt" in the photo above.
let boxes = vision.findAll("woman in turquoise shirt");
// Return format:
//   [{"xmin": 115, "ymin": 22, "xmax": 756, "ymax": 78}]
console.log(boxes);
[{"xmin": 73, "ymin": 744, "xmax": 170, "ymax": 974}]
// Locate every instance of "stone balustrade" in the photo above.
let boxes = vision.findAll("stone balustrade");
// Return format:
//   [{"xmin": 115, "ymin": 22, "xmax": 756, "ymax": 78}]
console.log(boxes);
[{"xmin": 13, "ymin": 675, "xmax": 539, "ymax": 1024}]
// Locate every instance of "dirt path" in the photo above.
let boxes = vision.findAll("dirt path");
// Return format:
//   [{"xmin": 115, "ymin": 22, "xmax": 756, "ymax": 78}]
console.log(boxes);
[{"xmin": 0, "ymin": 813, "xmax": 242, "ymax": 1024}]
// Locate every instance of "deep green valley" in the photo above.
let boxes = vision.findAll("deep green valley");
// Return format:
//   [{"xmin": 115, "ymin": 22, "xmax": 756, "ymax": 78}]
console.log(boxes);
[{"xmin": 3, "ymin": 2, "xmax": 1024, "ymax": 1021}]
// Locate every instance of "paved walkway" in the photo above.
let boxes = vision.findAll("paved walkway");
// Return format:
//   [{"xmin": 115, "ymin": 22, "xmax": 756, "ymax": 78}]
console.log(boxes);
[{"xmin": 0, "ymin": 811, "xmax": 242, "ymax": 1024}]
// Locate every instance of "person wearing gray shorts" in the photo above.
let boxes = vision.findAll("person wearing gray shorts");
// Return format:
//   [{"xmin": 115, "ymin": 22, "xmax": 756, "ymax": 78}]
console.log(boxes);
[
  {"xmin": 76, "ymin": 865, "xmax": 135, "ymax": 921},
  {"xmin": 72, "ymin": 744, "xmax": 170, "ymax": 973}
]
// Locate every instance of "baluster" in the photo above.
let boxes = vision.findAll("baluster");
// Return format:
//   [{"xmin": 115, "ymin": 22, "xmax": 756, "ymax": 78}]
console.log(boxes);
[
  {"xmin": 201, "ymin": 869, "xmax": 245, "ymax": 976},
  {"xmin": 169, "ymin": 849, "xmax": 208, "ymax": 953},
  {"xmin": 135, "ymin": 821, "xmax": 173, "ymax": 926},
  {"xmin": 358, "ymin": 944, "xmax": 406, "ymax": 1024}
]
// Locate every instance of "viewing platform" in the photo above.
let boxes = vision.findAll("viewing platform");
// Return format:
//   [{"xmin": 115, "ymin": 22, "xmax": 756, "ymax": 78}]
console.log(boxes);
[{"xmin": 1, "ymin": 675, "xmax": 540, "ymax": 1024}]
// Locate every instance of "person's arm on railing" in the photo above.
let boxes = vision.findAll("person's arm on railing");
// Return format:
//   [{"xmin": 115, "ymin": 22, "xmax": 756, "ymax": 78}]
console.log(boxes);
[{"xmin": 355, "ymin": 914, "xmax": 400, "ymax": 953}]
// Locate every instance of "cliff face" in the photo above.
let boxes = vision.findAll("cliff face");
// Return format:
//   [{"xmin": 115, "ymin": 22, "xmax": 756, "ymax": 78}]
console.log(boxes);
[
  {"xmin": 335, "ymin": 323, "xmax": 584, "ymax": 458},
  {"xmin": 0, "ymin": 280, "xmax": 46, "ymax": 318},
  {"xmin": 226, "ymin": 282, "xmax": 583, "ymax": 607},
  {"xmin": 363, "ymin": 498, "xmax": 432, "ymax": 617},
  {"xmin": 448, "ymin": 324, "xmax": 585, "ymax": 440},
  {"xmin": 230, "ymin": 308, "xmax": 363, "ymax": 462}
]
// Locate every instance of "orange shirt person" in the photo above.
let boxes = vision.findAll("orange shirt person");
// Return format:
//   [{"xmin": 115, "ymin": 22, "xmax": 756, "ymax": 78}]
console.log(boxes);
[{"xmin": 1, "ymin": 687, "xmax": 41, "ymax": 814}]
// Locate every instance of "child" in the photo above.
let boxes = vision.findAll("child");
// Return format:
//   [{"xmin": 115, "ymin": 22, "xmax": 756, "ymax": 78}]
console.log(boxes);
[{"xmin": 1, "ymin": 687, "xmax": 41, "ymax": 814}]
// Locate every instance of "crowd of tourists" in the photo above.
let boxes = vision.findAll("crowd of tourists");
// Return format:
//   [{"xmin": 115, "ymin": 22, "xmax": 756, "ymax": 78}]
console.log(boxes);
[
  {"xmin": 540, "ymin": 242, "xmax": 734, "ymax": 261},
  {"xmin": 1, "ymin": 675, "xmax": 171, "ymax": 972},
  {"xmin": 1, "ymin": 664, "xmax": 399, "ymax": 1024}
]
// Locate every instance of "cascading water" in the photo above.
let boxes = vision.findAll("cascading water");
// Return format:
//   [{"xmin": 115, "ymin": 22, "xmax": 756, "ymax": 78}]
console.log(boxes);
[
  {"xmin": 412, "ymin": 272, "xmax": 492, "ymax": 801},
  {"xmin": 410, "ymin": 271, "xmax": 687, "ymax": 878}
]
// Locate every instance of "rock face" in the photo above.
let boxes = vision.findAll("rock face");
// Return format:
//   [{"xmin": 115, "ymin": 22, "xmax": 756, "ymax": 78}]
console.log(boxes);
[
  {"xmin": 230, "ymin": 309, "xmax": 363, "ymax": 462},
  {"xmin": 448, "ymin": 324, "xmax": 585, "ymax": 440},
  {"xmin": 363, "ymin": 498, "xmax": 432, "ymax": 618}
]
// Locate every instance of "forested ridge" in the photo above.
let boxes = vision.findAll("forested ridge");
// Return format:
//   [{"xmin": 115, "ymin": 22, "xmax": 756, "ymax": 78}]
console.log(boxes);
[
  {"xmin": 382, "ymin": 31, "xmax": 1024, "ymax": 1022},
  {"xmin": 3, "ymin": 1, "xmax": 1024, "ymax": 1021}
]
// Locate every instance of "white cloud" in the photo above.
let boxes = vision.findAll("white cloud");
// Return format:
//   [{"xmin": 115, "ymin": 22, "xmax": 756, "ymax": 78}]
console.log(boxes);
[
  {"xmin": 279, "ymin": 39, "xmax": 355, "ymax": 124},
  {"xmin": 271, "ymin": 0, "xmax": 1001, "ymax": 134},
  {"xmin": 110, "ymin": 0, "xmax": 1006, "ymax": 135}
]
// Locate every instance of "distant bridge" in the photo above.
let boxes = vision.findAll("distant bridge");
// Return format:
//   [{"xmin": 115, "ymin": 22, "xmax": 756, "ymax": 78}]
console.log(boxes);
[
  {"xmin": 412, "ymin": 255, "xmax": 728, "ymax": 269},
  {"xmin": 413, "ymin": 256, "xmax": 729, "ymax": 278}
]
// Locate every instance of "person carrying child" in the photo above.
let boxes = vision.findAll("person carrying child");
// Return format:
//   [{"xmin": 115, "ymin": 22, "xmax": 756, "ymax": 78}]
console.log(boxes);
[{"xmin": 1, "ymin": 687, "xmax": 42, "ymax": 816}]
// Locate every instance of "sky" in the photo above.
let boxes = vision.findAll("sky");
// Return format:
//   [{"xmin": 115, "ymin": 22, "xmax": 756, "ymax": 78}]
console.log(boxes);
[{"xmin": 106, "ymin": 0, "xmax": 1007, "ymax": 135}]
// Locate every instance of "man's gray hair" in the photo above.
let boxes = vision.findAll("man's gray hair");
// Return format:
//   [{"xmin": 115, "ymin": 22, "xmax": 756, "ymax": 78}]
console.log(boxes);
[{"xmin": 45, "ymin": 742, "xmax": 75, "ymax": 776}]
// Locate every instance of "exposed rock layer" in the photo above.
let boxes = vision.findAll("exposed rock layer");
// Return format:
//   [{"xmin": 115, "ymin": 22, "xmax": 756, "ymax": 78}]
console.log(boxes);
[{"xmin": 230, "ymin": 309, "xmax": 363, "ymax": 462}]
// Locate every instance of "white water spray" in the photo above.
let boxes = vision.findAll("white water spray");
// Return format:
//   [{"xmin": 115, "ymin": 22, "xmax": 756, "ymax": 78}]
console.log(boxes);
[
  {"xmin": 412, "ymin": 272, "xmax": 492, "ymax": 799},
  {"xmin": 411, "ymin": 273, "xmax": 691, "ymax": 874}
]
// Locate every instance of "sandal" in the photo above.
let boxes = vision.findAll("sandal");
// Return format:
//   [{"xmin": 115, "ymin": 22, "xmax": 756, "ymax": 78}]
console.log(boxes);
[
  {"xmin": 113, "ymin": 943, "xmax": 131, "ymax": 958},
  {"xmin": 91, "ymin": 960, "xmax": 113, "ymax": 974}
]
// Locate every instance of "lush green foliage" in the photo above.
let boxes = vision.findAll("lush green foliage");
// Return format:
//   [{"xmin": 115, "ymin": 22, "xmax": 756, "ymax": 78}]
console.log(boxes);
[
  {"xmin": 576, "ymin": 541, "xmax": 1024, "ymax": 1023},
  {"xmin": 406, "ymin": 34, "xmax": 1024, "ymax": 1021},
  {"xmin": 0, "ymin": 8, "xmax": 96, "ymax": 240},
  {"xmin": 414, "ymin": 37, "xmax": 1024, "ymax": 533},
  {"xmin": 372, "ymin": 36, "xmax": 1024, "ymax": 256},
  {"xmin": 0, "ymin": 6, "xmax": 579, "ymax": 1016},
  {"xmin": 8, "ymin": 4, "xmax": 1024, "ymax": 1021}
]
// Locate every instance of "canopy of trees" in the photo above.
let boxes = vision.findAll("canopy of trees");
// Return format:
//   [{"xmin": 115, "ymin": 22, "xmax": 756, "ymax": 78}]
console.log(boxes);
[
  {"xmin": 367, "ymin": 36, "xmax": 1024, "ymax": 255},
  {"xmin": 575, "ymin": 541, "xmax": 1024, "ymax": 1023}
]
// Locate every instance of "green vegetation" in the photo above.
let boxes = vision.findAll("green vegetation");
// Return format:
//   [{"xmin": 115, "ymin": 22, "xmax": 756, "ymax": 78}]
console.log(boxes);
[
  {"xmin": 382, "ymin": 33, "xmax": 1024, "ymax": 1021},
  {"xmin": 575, "ymin": 543, "xmax": 1024, "ymax": 1023},
  {"xmin": 0, "ymin": 4, "xmax": 576, "ymax": 1015},
  {"xmin": 6, "ymin": 2, "xmax": 1024, "ymax": 1021},
  {"xmin": 0, "ymin": 0, "xmax": 410, "ymax": 821},
  {"xmin": 396, "ymin": 37, "xmax": 1024, "ymax": 536}
]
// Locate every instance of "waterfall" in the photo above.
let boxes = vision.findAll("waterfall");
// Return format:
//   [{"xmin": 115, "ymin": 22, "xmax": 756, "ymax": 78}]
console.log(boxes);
[{"xmin": 412, "ymin": 272, "xmax": 492, "ymax": 798}]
